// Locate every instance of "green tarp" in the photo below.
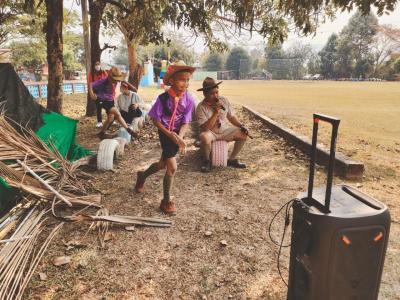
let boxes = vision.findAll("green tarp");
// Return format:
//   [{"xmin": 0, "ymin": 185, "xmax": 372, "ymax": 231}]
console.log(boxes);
[
  {"xmin": 0, "ymin": 112, "xmax": 92, "ymax": 215},
  {"xmin": 35, "ymin": 112, "xmax": 92, "ymax": 161}
]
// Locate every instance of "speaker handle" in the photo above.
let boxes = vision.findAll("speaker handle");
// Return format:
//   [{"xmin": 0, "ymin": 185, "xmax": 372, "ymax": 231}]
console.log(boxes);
[{"xmin": 307, "ymin": 113, "xmax": 340, "ymax": 213}]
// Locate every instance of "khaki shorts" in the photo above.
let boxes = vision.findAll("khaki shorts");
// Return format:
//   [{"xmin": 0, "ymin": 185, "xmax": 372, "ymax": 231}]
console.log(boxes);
[{"xmin": 202, "ymin": 127, "xmax": 241, "ymax": 142}]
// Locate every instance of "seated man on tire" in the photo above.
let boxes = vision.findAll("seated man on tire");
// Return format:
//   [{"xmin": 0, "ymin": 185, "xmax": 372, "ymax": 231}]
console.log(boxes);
[{"xmin": 195, "ymin": 77, "xmax": 249, "ymax": 173}]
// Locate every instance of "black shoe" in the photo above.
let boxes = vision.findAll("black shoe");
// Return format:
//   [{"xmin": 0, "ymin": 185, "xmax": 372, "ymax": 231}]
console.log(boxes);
[
  {"xmin": 201, "ymin": 160, "xmax": 211, "ymax": 173},
  {"xmin": 227, "ymin": 159, "xmax": 246, "ymax": 169}
]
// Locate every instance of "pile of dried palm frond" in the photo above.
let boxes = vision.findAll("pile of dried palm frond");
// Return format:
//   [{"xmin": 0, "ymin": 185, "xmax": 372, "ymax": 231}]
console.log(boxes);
[
  {"xmin": 0, "ymin": 112, "xmax": 100, "ymax": 299},
  {"xmin": 0, "ymin": 111, "xmax": 171, "ymax": 299}
]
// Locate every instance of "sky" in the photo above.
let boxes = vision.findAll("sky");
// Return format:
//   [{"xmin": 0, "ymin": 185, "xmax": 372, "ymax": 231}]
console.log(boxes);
[{"xmin": 66, "ymin": 1, "xmax": 400, "ymax": 62}]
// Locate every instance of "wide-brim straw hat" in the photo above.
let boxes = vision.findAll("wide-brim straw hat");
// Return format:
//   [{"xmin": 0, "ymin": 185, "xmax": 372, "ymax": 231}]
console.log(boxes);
[
  {"xmin": 109, "ymin": 66, "xmax": 126, "ymax": 81},
  {"xmin": 197, "ymin": 77, "xmax": 222, "ymax": 91},
  {"xmin": 163, "ymin": 60, "xmax": 196, "ymax": 85}
]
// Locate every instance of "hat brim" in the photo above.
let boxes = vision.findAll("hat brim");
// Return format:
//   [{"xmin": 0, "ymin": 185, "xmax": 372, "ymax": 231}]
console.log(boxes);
[
  {"xmin": 163, "ymin": 66, "xmax": 196, "ymax": 85},
  {"xmin": 110, "ymin": 73, "xmax": 126, "ymax": 81},
  {"xmin": 197, "ymin": 81, "xmax": 223, "ymax": 91}
]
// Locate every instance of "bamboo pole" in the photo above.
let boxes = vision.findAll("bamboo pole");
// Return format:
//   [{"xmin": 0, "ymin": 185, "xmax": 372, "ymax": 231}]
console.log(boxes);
[{"xmin": 16, "ymin": 160, "xmax": 72, "ymax": 207}]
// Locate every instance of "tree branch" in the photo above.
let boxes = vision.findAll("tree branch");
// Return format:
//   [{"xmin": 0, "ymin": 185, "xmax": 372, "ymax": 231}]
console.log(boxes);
[
  {"xmin": 103, "ymin": 0, "xmax": 132, "ymax": 15},
  {"xmin": 100, "ymin": 43, "xmax": 117, "ymax": 52}
]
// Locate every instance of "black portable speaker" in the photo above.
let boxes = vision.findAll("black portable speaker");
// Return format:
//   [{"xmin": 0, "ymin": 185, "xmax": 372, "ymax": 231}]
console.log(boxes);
[{"xmin": 287, "ymin": 113, "xmax": 391, "ymax": 300}]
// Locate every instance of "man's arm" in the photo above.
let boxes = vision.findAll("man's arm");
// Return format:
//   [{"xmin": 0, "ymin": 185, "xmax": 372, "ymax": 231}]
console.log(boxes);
[
  {"xmin": 200, "ymin": 111, "xmax": 218, "ymax": 131},
  {"xmin": 198, "ymin": 102, "xmax": 223, "ymax": 131},
  {"xmin": 227, "ymin": 114, "xmax": 243, "ymax": 127}
]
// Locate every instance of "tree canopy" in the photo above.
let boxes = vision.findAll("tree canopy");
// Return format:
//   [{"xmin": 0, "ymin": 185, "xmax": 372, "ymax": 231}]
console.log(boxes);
[
  {"xmin": 225, "ymin": 47, "xmax": 251, "ymax": 78},
  {"xmin": 203, "ymin": 53, "xmax": 224, "ymax": 71}
]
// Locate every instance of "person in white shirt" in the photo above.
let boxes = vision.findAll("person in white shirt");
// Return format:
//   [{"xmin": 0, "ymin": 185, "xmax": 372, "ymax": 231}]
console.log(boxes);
[{"xmin": 116, "ymin": 81, "xmax": 146, "ymax": 134}]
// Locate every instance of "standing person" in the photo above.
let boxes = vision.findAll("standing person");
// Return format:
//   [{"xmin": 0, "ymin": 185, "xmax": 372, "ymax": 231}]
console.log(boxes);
[
  {"xmin": 134, "ymin": 61, "xmax": 196, "ymax": 214},
  {"xmin": 196, "ymin": 77, "xmax": 249, "ymax": 172},
  {"xmin": 91, "ymin": 66, "xmax": 137, "ymax": 140},
  {"xmin": 116, "ymin": 81, "xmax": 146, "ymax": 135},
  {"xmin": 88, "ymin": 61, "xmax": 108, "ymax": 128}
]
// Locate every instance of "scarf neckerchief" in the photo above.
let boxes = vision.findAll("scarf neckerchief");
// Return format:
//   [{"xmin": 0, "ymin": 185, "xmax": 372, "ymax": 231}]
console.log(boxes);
[{"xmin": 167, "ymin": 88, "xmax": 184, "ymax": 131}]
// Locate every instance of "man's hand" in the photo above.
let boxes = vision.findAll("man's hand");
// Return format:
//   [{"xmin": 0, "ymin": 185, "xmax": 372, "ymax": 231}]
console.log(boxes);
[
  {"xmin": 240, "ymin": 125, "xmax": 253, "ymax": 139},
  {"xmin": 130, "ymin": 103, "xmax": 139, "ymax": 110},
  {"xmin": 240, "ymin": 125, "xmax": 249, "ymax": 135},
  {"xmin": 211, "ymin": 101, "xmax": 224, "ymax": 113}
]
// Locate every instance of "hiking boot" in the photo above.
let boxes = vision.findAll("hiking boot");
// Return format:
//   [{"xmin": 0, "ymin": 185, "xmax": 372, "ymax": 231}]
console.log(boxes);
[
  {"xmin": 135, "ymin": 171, "xmax": 145, "ymax": 193},
  {"xmin": 126, "ymin": 127, "xmax": 139, "ymax": 139},
  {"xmin": 227, "ymin": 159, "xmax": 246, "ymax": 169},
  {"xmin": 201, "ymin": 160, "xmax": 212, "ymax": 173},
  {"xmin": 159, "ymin": 200, "xmax": 176, "ymax": 214}
]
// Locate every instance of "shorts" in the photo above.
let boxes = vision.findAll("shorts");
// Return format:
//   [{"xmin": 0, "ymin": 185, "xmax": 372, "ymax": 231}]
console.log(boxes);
[
  {"xmin": 158, "ymin": 130, "xmax": 179, "ymax": 160},
  {"xmin": 202, "ymin": 126, "xmax": 241, "ymax": 142},
  {"xmin": 98, "ymin": 99, "xmax": 114, "ymax": 113}
]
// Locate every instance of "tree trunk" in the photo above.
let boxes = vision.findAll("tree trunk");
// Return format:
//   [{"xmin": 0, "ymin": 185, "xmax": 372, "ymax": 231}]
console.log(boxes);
[
  {"xmin": 86, "ymin": 0, "xmax": 106, "ymax": 116},
  {"xmin": 45, "ymin": 0, "xmax": 63, "ymax": 113},
  {"xmin": 126, "ymin": 39, "xmax": 143, "ymax": 90}
]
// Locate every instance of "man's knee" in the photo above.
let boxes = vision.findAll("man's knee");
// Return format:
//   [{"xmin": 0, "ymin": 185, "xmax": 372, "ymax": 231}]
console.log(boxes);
[
  {"xmin": 234, "ymin": 130, "xmax": 248, "ymax": 141},
  {"xmin": 200, "ymin": 132, "xmax": 212, "ymax": 145}
]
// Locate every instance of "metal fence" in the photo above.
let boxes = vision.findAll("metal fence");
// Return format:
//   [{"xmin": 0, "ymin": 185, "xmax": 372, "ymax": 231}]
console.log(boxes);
[{"xmin": 24, "ymin": 81, "xmax": 87, "ymax": 99}]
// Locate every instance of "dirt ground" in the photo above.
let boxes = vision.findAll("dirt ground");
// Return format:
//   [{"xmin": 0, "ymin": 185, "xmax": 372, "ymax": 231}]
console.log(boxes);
[{"xmin": 27, "ymin": 92, "xmax": 400, "ymax": 299}]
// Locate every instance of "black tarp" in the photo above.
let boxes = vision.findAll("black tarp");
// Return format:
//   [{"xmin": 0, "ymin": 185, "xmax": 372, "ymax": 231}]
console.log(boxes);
[{"xmin": 0, "ymin": 63, "xmax": 44, "ymax": 131}]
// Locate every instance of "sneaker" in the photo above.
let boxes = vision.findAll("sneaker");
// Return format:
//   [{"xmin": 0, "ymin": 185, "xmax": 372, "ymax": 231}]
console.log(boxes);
[
  {"xmin": 135, "ymin": 171, "xmax": 145, "ymax": 193},
  {"xmin": 201, "ymin": 160, "xmax": 211, "ymax": 173},
  {"xmin": 159, "ymin": 200, "xmax": 176, "ymax": 214},
  {"xmin": 227, "ymin": 159, "xmax": 246, "ymax": 169},
  {"xmin": 96, "ymin": 122, "xmax": 103, "ymax": 128}
]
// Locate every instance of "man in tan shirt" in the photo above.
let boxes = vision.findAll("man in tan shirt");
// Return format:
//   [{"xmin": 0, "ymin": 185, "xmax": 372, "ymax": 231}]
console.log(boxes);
[{"xmin": 196, "ymin": 77, "xmax": 249, "ymax": 172}]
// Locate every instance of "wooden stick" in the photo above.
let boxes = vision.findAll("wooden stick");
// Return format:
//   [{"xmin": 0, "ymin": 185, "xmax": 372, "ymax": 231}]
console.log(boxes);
[
  {"xmin": 16, "ymin": 160, "xmax": 72, "ymax": 207},
  {"xmin": 0, "ymin": 236, "xmax": 32, "ymax": 244}
]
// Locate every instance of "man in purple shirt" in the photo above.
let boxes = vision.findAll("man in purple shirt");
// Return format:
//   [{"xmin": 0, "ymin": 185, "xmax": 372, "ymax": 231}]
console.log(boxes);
[
  {"xmin": 134, "ymin": 61, "xmax": 196, "ymax": 214},
  {"xmin": 91, "ymin": 66, "xmax": 137, "ymax": 139}
]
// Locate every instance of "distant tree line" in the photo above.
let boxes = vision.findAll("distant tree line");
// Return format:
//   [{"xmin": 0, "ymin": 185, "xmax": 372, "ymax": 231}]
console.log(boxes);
[
  {"xmin": 315, "ymin": 12, "xmax": 400, "ymax": 80},
  {"xmin": 202, "ymin": 47, "xmax": 265, "ymax": 79},
  {"xmin": 261, "ymin": 11, "xmax": 400, "ymax": 80}
]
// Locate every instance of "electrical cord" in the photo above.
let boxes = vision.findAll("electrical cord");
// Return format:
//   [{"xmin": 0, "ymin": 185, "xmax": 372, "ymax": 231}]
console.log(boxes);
[
  {"xmin": 268, "ymin": 199, "xmax": 296, "ymax": 247},
  {"xmin": 268, "ymin": 198, "xmax": 297, "ymax": 287}
]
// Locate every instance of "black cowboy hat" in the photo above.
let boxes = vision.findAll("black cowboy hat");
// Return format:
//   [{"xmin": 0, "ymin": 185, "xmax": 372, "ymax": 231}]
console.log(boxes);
[{"xmin": 197, "ymin": 77, "xmax": 223, "ymax": 92}]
